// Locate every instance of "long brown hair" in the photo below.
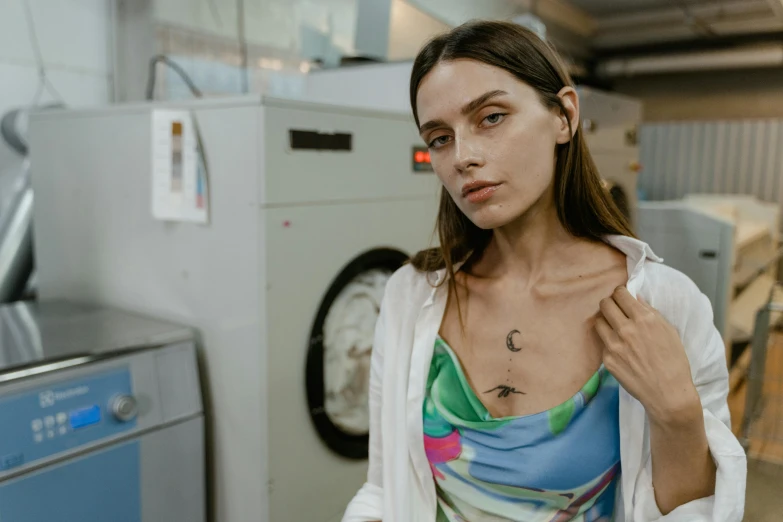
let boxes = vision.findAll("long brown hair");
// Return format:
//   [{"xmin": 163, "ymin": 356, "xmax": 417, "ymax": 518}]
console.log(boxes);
[{"xmin": 409, "ymin": 20, "xmax": 634, "ymax": 289}]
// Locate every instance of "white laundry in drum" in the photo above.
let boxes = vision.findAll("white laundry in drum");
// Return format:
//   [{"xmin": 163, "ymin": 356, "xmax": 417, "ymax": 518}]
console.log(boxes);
[{"xmin": 321, "ymin": 268, "xmax": 393, "ymax": 436}]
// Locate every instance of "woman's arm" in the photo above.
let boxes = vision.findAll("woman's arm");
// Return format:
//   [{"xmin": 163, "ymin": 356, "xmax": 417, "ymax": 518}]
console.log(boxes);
[
  {"xmin": 596, "ymin": 285, "xmax": 741, "ymax": 517},
  {"xmin": 648, "ymin": 392, "xmax": 716, "ymax": 514}
]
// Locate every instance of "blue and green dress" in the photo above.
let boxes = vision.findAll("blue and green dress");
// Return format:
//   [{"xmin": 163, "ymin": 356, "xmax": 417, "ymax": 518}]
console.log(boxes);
[{"xmin": 423, "ymin": 336, "xmax": 621, "ymax": 522}]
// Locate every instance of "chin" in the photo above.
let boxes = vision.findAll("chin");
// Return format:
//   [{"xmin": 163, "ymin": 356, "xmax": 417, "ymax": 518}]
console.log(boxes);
[{"xmin": 463, "ymin": 206, "xmax": 519, "ymax": 230}]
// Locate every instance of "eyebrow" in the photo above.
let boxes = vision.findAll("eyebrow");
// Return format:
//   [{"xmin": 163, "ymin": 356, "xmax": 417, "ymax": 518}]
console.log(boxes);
[{"xmin": 418, "ymin": 89, "xmax": 509, "ymax": 136}]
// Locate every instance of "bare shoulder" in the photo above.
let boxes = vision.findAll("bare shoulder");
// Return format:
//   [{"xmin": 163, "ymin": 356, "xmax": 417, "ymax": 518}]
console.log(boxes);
[{"xmin": 571, "ymin": 240, "xmax": 627, "ymax": 289}]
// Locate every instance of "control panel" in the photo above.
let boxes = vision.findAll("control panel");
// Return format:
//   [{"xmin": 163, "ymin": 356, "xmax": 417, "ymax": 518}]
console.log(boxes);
[{"xmin": 0, "ymin": 368, "xmax": 137, "ymax": 473}]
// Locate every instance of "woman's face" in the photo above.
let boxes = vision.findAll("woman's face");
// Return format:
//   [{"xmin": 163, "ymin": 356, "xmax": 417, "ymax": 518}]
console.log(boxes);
[{"xmin": 415, "ymin": 59, "xmax": 577, "ymax": 230}]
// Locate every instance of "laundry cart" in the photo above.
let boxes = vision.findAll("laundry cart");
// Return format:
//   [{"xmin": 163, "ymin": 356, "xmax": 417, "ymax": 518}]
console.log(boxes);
[
  {"xmin": 736, "ymin": 285, "xmax": 783, "ymax": 518},
  {"xmin": 740, "ymin": 285, "xmax": 783, "ymax": 470}
]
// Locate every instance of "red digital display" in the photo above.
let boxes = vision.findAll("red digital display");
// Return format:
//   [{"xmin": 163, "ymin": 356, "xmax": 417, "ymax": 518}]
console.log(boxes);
[
  {"xmin": 414, "ymin": 150, "xmax": 431, "ymax": 164},
  {"xmin": 412, "ymin": 147, "xmax": 433, "ymax": 172}
]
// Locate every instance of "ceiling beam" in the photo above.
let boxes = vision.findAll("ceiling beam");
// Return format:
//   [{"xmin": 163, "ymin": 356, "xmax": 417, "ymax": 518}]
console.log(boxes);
[
  {"xmin": 598, "ymin": 44, "xmax": 783, "ymax": 76},
  {"xmin": 765, "ymin": 0, "xmax": 783, "ymax": 19},
  {"xmin": 593, "ymin": 16, "xmax": 783, "ymax": 49},
  {"xmin": 596, "ymin": 0, "xmax": 769, "ymax": 31}
]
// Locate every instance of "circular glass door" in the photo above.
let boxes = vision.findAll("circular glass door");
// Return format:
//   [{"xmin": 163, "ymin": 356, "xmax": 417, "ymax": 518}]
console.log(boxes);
[{"xmin": 306, "ymin": 248, "xmax": 408, "ymax": 459}]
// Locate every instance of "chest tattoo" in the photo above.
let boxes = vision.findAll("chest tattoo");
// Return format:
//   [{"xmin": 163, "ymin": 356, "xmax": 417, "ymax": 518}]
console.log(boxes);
[
  {"xmin": 506, "ymin": 330, "xmax": 522, "ymax": 352},
  {"xmin": 484, "ymin": 385, "xmax": 526, "ymax": 398}
]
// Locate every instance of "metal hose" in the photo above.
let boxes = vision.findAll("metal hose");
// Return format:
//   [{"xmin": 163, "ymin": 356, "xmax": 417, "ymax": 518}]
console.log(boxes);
[{"xmin": 0, "ymin": 163, "xmax": 33, "ymax": 303}]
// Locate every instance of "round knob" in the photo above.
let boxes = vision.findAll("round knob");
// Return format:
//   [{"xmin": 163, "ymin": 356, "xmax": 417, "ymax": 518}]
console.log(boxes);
[{"xmin": 111, "ymin": 395, "xmax": 138, "ymax": 422}]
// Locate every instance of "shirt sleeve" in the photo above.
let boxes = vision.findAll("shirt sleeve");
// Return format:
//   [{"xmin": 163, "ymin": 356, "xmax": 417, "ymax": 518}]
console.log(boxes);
[
  {"xmin": 342, "ymin": 289, "xmax": 388, "ymax": 522},
  {"xmin": 634, "ymin": 288, "xmax": 747, "ymax": 522}
]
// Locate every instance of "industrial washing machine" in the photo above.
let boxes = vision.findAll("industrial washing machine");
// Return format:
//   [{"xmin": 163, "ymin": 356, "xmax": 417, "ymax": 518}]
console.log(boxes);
[
  {"xmin": 577, "ymin": 86, "xmax": 642, "ymax": 230},
  {"xmin": 0, "ymin": 300, "xmax": 205, "ymax": 522},
  {"xmin": 28, "ymin": 96, "xmax": 439, "ymax": 522}
]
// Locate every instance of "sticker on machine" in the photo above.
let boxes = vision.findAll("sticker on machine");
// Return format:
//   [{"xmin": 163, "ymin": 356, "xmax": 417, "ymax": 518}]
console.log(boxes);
[{"xmin": 151, "ymin": 109, "xmax": 209, "ymax": 224}]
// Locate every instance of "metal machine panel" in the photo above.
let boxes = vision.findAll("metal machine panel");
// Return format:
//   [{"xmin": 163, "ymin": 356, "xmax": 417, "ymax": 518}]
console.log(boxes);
[
  {"xmin": 0, "ymin": 368, "xmax": 136, "ymax": 471},
  {"xmin": 0, "ymin": 302, "xmax": 205, "ymax": 522},
  {"xmin": 28, "ymin": 96, "xmax": 440, "ymax": 522},
  {"xmin": 262, "ymin": 102, "xmax": 437, "ymax": 206},
  {"xmin": 264, "ymin": 198, "xmax": 437, "ymax": 522},
  {"xmin": 637, "ymin": 202, "xmax": 734, "ymax": 338},
  {"xmin": 0, "ymin": 440, "xmax": 141, "ymax": 522},
  {"xmin": 577, "ymin": 87, "xmax": 642, "ymax": 230},
  {"xmin": 0, "ymin": 417, "xmax": 206, "ymax": 522},
  {"xmin": 578, "ymin": 87, "xmax": 642, "ymax": 136},
  {"xmin": 140, "ymin": 417, "xmax": 206, "ymax": 522},
  {"xmin": 31, "ymin": 101, "xmax": 267, "ymax": 522}
]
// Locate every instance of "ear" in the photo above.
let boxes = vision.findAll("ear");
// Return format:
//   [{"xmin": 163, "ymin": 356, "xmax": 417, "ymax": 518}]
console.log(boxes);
[{"xmin": 555, "ymin": 87, "xmax": 579, "ymax": 145}]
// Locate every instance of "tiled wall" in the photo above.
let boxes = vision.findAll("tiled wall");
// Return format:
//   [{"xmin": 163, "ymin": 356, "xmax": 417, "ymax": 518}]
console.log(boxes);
[{"xmin": 0, "ymin": 0, "xmax": 112, "ymax": 169}]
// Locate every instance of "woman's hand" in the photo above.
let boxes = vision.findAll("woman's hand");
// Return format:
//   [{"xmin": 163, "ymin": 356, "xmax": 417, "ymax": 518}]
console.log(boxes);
[
  {"xmin": 595, "ymin": 286, "xmax": 700, "ymax": 423},
  {"xmin": 595, "ymin": 286, "xmax": 717, "ymax": 514}
]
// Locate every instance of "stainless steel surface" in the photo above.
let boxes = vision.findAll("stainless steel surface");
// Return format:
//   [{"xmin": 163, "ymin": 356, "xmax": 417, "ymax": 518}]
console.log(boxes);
[
  {"xmin": 0, "ymin": 320, "xmax": 205, "ymax": 522},
  {"xmin": 0, "ymin": 300, "xmax": 194, "ymax": 379},
  {"xmin": 639, "ymin": 121, "xmax": 783, "ymax": 225},
  {"xmin": 740, "ymin": 284, "xmax": 783, "ymax": 473},
  {"xmin": 742, "ymin": 305, "xmax": 773, "ymax": 440}
]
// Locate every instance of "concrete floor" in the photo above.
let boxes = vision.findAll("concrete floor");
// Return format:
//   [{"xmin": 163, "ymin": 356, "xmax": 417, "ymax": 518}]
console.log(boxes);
[
  {"xmin": 744, "ymin": 461, "xmax": 783, "ymax": 522},
  {"xmin": 730, "ymin": 331, "xmax": 783, "ymax": 521}
]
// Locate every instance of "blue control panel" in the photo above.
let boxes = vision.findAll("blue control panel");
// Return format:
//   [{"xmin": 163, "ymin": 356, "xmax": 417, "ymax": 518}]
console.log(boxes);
[
  {"xmin": 70, "ymin": 405, "xmax": 102, "ymax": 429},
  {"xmin": 0, "ymin": 368, "xmax": 136, "ymax": 473},
  {"xmin": 0, "ymin": 440, "xmax": 141, "ymax": 522}
]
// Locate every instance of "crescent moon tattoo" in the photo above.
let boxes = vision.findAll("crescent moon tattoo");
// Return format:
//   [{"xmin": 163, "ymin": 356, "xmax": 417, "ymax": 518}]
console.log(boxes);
[{"xmin": 506, "ymin": 330, "xmax": 522, "ymax": 352}]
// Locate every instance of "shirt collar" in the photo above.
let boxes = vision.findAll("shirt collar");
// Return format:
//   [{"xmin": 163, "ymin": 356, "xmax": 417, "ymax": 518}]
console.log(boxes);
[{"xmin": 603, "ymin": 234, "xmax": 663, "ymax": 265}]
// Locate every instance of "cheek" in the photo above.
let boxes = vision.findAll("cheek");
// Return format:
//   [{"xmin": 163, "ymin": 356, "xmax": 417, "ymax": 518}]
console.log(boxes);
[
  {"xmin": 432, "ymin": 165, "xmax": 450, "ymax": 189},
  {"xmin": 430, "ymin": 158, "xmax": 458, "ymax": 192},
  {"xmin": 495, "ymin": 124, "xmax": 557, "ymax": 181}
]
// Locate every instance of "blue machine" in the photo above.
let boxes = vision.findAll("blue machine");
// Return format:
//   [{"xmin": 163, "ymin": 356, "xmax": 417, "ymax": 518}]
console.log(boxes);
[{"xmin": 0, "ymin": 301, "xmax": 205, "ymax": 522}]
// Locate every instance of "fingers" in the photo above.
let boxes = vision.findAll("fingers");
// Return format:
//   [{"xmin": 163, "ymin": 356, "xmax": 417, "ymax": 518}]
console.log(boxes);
[
  {"xmin": 611, "ymin": 286, "xmax": 644, "ymax": 319},
  {"xmin": 599, "ymin": 295, "xmax": 627, "ymax": 332},
  {"xmin": 594, "ymin": 315, "xmax": 620, "ymax": 348}
]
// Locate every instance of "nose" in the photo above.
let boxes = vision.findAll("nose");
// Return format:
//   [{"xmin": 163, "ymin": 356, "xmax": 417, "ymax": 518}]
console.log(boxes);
[{"xmin": 453, "ymin": 135, "xmax": 484, "ymax": 174}]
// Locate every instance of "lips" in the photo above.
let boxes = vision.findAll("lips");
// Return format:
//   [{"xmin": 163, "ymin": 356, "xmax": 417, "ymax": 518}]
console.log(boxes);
[
  {"xmin": 461, "ymin": 180, "xmax": 500, "ymax": 197},
  {"xmin": 461, "ymin": 180, "xmax": 501, "ymax": 203}
]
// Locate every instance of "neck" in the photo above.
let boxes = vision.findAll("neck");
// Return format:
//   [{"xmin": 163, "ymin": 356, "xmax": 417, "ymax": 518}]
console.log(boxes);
[{"xmin": 478, "ymin": 198, "xmax": 587, "ymax": 283}]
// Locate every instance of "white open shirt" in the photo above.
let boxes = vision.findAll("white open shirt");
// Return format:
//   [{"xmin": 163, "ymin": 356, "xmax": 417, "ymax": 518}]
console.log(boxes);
[{"xmin": 343, "ymin": 236, "xmax": 747, "ymax": 522}]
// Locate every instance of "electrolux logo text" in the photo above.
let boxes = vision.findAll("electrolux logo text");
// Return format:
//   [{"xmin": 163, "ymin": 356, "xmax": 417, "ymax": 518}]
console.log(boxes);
[{"xmin": 38, "ymin": 386, "xmax": 90, "ymax": 408}]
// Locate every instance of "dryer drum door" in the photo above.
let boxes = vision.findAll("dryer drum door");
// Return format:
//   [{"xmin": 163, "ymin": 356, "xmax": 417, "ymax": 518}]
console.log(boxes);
[{"xmin": 306, "ymin": 248, "xmax": 409, "ymax": 459}]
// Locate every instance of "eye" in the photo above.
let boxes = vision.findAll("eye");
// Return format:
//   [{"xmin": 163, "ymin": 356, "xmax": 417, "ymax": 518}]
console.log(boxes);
[
  {"xmin": 428, "ymin": 135, "xmax": 452, "ymax": 149},
  {"xmin": 482, "ymin": 112, "xmax": 506, "ymax": 126}
]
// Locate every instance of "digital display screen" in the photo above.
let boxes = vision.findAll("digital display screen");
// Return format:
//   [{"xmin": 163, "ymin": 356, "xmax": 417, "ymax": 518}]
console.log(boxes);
[
  {"xmin": 412, "ymin": 147, "xmax": 433, "ymax": 172},
  {"xmin": 69, "ymin": 405, "xmax": 102, "ymax": 429}
]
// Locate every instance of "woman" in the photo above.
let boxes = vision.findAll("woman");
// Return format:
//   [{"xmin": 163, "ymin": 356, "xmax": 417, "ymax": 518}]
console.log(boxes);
[{"xmin": 344, "ymin": 20, "xmax": 746, "ymax": 522}]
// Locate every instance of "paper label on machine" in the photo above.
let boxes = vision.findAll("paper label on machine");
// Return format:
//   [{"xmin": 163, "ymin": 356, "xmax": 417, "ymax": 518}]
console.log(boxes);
[{"xmin": 151, "ymin": 110, "xmax": 209, "ymax": 224}]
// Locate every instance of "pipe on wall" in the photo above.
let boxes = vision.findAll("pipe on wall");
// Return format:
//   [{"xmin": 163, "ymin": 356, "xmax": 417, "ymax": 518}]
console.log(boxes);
[{"xmin": 598, "ymin": 44, "xmax": 783, "ymax": 76}]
